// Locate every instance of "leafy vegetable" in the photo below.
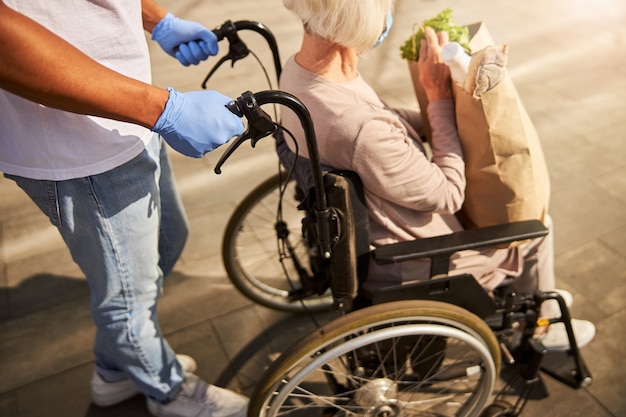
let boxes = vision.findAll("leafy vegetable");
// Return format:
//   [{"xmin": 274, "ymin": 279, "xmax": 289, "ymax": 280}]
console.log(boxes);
[{"xmin": 400, "ymin": 8, "xmax": 470, "ymax": 61}]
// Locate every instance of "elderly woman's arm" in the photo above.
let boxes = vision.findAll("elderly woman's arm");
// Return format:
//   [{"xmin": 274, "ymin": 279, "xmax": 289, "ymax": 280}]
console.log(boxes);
[
  {"xmin": 352, "ymin": 100, "xmax": 465, "ymax": 214},
  {"xmin": 355, "ymin": 27, "xmax": 464, "ymax": 213}
]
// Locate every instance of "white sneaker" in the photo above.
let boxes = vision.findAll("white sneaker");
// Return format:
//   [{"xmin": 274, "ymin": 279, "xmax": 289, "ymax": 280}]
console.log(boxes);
[
  {"xmin": 554, "ymin": 289, "xmax": 573, "ymax": 308},
  {"xmin": 539, "ymin": 319, "xmax": 596, "ymax": 351},
  {"xmin": 91, "ymin": 354, "xmax": 198, "ymax": 407},
  {"xmin": 147, "ymin": 374, "xmax": 249, "ymax": 417}
]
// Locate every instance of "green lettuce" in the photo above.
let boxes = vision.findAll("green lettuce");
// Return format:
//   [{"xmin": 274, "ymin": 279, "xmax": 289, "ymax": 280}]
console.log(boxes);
[{"xmin": 400, "ymin": 8, "xmax": 470, "ymax": 61}]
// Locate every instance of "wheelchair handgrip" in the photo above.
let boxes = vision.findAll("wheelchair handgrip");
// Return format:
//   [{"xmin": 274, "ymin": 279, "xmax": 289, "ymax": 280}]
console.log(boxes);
[
  {"xmin": 372, "ymin": 219, "xmax": 549, "ymax": 265},
  {"xmin": 203, "ymin": 20, "xmax": 282, "ymax": 89}
]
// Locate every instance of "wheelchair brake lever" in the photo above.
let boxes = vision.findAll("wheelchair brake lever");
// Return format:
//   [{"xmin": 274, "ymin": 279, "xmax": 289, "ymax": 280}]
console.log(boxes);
[
  {"xmin": 202, "ymin": 20, "xmax": 250, "ymax": 89},
  {"xmin": 214, "ymin": 91, "xmax": 276, "ymax": 174},
  {"xmin": 213, "ymin": 130, "xmax": 253, "ymax": 175},
  {"xmin": 200, "ymin": 55, "xmax": 231, "ymax": 90}
]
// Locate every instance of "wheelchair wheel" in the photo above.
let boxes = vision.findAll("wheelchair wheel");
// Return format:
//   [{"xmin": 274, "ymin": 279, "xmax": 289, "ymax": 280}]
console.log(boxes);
[
  {"xmin": 222, "ymin": 172, "xmax": 333, "ymax": 312},
  {"xmin": 250, "ymin": 300, "xmax": 500, "ymax": 417}
]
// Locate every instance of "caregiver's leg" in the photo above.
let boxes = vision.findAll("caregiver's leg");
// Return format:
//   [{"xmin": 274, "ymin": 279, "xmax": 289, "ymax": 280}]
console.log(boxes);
[{"xmin": 9, "ymin": 135, "xmax": 185, "ymax": 401}]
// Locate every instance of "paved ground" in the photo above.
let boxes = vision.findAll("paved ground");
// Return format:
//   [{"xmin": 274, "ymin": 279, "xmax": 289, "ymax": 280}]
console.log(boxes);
[{"xmin": 1, "ymin": 0, "xmax": 625, "ymax": 416}]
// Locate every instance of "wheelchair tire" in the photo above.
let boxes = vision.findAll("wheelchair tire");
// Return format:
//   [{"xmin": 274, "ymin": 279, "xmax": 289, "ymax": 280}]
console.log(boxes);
[
  {"xmin": 222, "ymin": 172, "xmax": 333, "ymax": 312},
  {"xmin": 250, "ymin": 300, "xmax": 500, "ymax": 417}
]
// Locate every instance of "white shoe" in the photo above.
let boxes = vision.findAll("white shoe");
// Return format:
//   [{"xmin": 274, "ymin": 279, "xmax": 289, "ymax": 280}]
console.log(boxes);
[
  {"xmin": 539, "ymin": 319, "xmax": 596, "ymax": 351},
  {"xmin": 147, "ymin": 374, "xmax": 249, "ymax": 417},
  {"xmin": 91, "ymin": 354, "xmax": 197, "ymax": 407},
  {"xmin": 554, "ymin": 289, "xmax": 573, "ymax": 308}
]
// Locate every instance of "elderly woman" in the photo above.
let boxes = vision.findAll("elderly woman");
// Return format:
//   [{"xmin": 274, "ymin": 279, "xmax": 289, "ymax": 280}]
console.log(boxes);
[{"xmin": 279, "ymin": 0, "xmax": 594, "ymax": 350}]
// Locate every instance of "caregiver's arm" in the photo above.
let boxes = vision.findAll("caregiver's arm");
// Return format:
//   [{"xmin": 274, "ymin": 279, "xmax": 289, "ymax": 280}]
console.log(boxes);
[
  {"xmin": 0, "ymin": 0, "xmax": 168, "ymax": 129},
  {"xmin": 141, "ymin": 0, "xmax": 168, "ymax": 32}
]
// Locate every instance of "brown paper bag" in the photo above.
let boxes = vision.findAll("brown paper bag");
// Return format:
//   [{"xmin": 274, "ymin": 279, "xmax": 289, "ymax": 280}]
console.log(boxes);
[
  {"xmin": 408, "ymin": 60, "xmax": 432, "ymax": 142},
  {"xmin": 408, "ymin": 22, "xmax": 550, "ymax": 232}
]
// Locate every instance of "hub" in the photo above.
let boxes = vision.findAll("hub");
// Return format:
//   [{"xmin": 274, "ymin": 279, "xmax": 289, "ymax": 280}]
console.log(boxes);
[{"xmin": 354, "ymin": 378, "xmax": 400, "ymax": 417}]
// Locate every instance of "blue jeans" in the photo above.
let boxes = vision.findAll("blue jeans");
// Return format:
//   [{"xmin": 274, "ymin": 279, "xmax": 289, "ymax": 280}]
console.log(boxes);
[{"xmin": 5, "ymin": 135, "xmax": 189, "ymax": 402}]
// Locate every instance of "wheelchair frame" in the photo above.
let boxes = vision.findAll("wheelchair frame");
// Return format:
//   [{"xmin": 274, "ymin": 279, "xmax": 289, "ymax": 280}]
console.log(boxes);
[{"xmin": 205, "ymin": 21, "xmax": 592, "ymax": 417}]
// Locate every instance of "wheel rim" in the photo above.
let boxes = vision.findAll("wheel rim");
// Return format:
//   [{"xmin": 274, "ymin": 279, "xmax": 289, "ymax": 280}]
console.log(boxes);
[
  {"xmin": 223, "ymin": 174, "xmax": 333, "ymax": 312},
  {"xmin": 262, "ymin": 323, "xmax": 496, "ymax": 417}
]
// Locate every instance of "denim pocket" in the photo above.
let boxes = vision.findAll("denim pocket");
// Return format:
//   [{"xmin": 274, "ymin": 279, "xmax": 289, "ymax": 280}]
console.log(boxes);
[{"xmin": 4, "ymin": 174, "xmax": 61, "ymax": 227}]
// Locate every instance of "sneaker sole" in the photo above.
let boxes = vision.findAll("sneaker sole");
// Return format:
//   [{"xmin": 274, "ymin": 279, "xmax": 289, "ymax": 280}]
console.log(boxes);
[{"xmin": 92, "ymin": 354, "xmax": 197, "ymax": 407}]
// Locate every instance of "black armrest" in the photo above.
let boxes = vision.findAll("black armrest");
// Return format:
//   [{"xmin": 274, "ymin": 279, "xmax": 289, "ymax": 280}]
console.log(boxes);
[{"xmin": 372, "ymin": 220, "xmax": 548, "ymax": 265}]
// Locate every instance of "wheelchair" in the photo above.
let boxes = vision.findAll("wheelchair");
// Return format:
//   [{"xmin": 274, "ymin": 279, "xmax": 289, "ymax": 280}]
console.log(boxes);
[{"xmin": 205, "ymin": 22, "xmax": 592, "ymax": 417}]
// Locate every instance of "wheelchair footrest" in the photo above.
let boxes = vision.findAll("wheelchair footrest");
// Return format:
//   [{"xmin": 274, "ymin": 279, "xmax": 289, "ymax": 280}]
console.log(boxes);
[{"xmin": 541, "ymin": 350, "xmax": 593, "ymax": 388}]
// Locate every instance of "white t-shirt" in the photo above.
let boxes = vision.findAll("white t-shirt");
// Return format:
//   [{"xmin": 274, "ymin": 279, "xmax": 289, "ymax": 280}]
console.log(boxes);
[{"xmin": 0, "ymin": 0, "xmax": 154, "ymax": 180}]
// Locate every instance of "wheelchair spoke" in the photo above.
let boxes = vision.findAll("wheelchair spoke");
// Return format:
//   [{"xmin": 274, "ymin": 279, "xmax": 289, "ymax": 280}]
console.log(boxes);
[
  {"xmin": 223, "ymin": 173, "xmax": 334, "ymax": 312},
  {"xmin": 251, "ymin": 302, "xmax": 499, "ymax": 417}
]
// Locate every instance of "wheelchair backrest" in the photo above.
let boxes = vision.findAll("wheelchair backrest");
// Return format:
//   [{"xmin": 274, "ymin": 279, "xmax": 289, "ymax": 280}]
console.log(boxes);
[
  {"xmin": 322, "ymin": 170, "xmax": 370, "ymax": 311},
  {"xmin": 299, "ymin": 170, "xmax": 370, "ymax": 312}
]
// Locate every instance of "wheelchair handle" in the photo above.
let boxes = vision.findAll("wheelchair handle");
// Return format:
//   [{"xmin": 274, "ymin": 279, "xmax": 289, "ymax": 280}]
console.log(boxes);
[
  {"xmin": 216, "ymin": 90, "xmax": 335, "ymax": 258},
  {"xmin": 202, "ymin": 20, "xmax": 282, "ymax": 89},
  {"xmin": 216, "ymin": 90, "xmax": 326, "ymax": 208}
]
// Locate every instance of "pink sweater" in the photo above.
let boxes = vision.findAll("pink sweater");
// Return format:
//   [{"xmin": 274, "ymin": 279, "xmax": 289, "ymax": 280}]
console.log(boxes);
[{"xmin": 280, "ymin": 56, "xmax": 524, "ymax": 293}]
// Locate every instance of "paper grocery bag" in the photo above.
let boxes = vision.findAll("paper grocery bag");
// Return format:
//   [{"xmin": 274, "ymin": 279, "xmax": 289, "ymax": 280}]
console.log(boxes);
[
  {"xmin": 408, "ymin": 60, "xmax": 432, "ymax": 142},
  {"xmin": 408, "ymin": 22, "xmax": 550, "ymax": 232},
  {"xmin": 454, "ymin": 74, "xmax": 550, "ymax": 230}
]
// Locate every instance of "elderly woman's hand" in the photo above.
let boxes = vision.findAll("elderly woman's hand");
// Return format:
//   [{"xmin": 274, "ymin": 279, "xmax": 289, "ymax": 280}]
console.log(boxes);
[{"xmin": 418, "ymin": 27, "xmax": 453, "ymax": 101}]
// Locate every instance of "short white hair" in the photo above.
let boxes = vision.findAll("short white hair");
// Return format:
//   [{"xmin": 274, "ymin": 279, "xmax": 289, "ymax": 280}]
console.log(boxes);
[{"xmin": 283, "ymin": 0, "xmax": 394, "ymax": 54}]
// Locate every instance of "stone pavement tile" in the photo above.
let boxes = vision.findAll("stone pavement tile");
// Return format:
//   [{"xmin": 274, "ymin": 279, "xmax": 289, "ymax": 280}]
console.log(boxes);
[
  {"xmin": 556, "ymin": 239, "xmax": 626, "ymax": 322},
  {"xmin": 556, "ymin": 242, "xmax": 625, "ymax": 298},
  {"xmin": 211, "ymin": 305, "xmax": 285, "ymax": 393},
  {"xmin": 521, "ymin": 374, "xmax": 614, "ymax": 417},
  {"xmin": 12, "ymin": 364, "xmax": 95, "ymax": 417},
  {"xmin": 0, "ymin": 272, "xmax": 250, "ymax": 396},
  {"xmin": 0, "ymin": 297, "xmax": 94, "ymax": 394},
  {"xmin": 11, "ymin": 362, "xmax": 151, "ymax": 417},
  {"xmin": 0, "ymin": 178, "xmax": 41, "ymax": 218},
  {"xmin": 596, "ymin": 166, "xmax": 626, "ymax": 207},
  {"xmin": 0, "ymin": 393, "xmax": 17, "ymax": 417},
  {"xmin": 541, "ymin": 133, "xmax": 624, "ymax": 194},
  {"xmin": 171, "ymin": 140, "xmax": 279, "ymax": 213},
  {"xmin": 163, "ymin": 315, "xmax": 247, "ymax": 393},
  {"xmin": 211, "ymin": 304, "xmax": 341, "ymax": 395},
  {"xmin": 0, "ymin": 204, "xmax": 83, "ymax": 320},
  {"xmin": 549, "ymin": 180, "xmax": 626, "ymax": 255},
  {"xmin": 600, "ymin": 225, "xmax": 626, "ymax": 258},
  {"xmin": 583, "ymin": 308, "xmax": 626, "ymax": 417},
  {"xmin": 3, "ymin": 259, "xmax": 85, "ymax": 320},
  {"xmin": 155, "ymin": 271, "xmax": 252, "ymax": 333},
  {"xmin": 553, "ymin": 238, "xmax": 626, "ymax": 416}
]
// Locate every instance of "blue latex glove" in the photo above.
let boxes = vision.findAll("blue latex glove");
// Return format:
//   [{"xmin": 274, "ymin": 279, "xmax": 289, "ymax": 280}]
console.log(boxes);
[
  {"xmin": 152, "ymin": 88, "xmax": 244, "ymax": 158},
  {"xmin": 151, "ymin": 13, "xmax": 218, "ymax": 66}
]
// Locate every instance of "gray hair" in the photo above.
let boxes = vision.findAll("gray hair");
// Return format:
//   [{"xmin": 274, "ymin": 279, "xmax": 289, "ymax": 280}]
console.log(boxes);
[{"xmin": 283, "ymin": 0, "xmax": 395, "ymax": 54}]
